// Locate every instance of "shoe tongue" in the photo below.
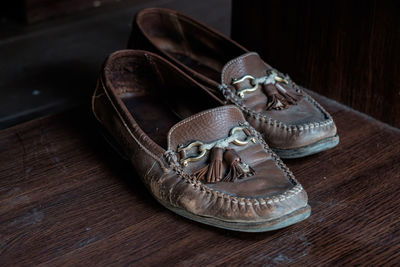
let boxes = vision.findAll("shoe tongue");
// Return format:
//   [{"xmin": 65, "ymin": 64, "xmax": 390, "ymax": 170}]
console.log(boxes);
[
  {"xmin": 167, "ymin": 106, "xmax": 245, "ymax": 151},
  {"xmin": 221, "ymin": 52, "xmax": 270, "ymax": 85}
]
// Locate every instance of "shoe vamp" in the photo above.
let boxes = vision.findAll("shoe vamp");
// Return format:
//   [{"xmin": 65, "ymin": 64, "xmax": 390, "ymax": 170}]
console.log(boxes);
[
  {"xmin": 251, "ymin": 97, "xmax": 326, "ymax": 125},
  {"xmin": 207, "ymin": 144, "xmax": 293, "ymax": 198}
]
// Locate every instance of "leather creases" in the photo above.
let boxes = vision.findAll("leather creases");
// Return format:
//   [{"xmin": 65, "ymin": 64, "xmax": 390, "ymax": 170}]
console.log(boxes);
[{"xmin": 193, "ymin": 147, "xmax": 255, "ymax": 184}]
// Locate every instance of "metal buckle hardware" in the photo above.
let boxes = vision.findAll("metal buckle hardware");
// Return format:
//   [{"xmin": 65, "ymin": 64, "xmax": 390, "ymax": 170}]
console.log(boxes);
[
  {"xmin": 177, "ymin": 141, "xmax": 207, "ymax": 166},
  {"xmin": 232, "ymin": 75, "xmax": 258, "ymax": 98},
  {"xmin": 177, "ymin": 126, "xmax": 256, "ymax": 166},
  {"xmin": 232, "ymin": 70, "xmax": 289, "ymax": 98},
  {"xmin": 229, "ymin": 126, "xmax": 257, "ymax": 146}
]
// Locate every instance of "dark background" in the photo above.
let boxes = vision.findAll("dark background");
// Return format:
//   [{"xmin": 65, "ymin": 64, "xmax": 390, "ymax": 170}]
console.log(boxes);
[
  {"xmin": 1, "ymin": 0, "xmax": 399, "ymax": 128},
  {"xmin": 232, "ymin": 0, "xmax": 400, "ymax": 129},
  {"xmin": 0, "ymin": 0, "xmax": 231, "ymax": 129}
]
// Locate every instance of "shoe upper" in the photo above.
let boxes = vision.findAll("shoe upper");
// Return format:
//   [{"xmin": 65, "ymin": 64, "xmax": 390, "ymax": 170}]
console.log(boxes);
[
  {"xmin": 220, "ymin": 52, "xmax": 337, "ymax": 149},
  {"xmin": 92, "ymin": 50, "xmax": 308, "ymax": 223},
  {"xmin": 130, "ymin": 8, "xmax": 338, "ymax": 150}
]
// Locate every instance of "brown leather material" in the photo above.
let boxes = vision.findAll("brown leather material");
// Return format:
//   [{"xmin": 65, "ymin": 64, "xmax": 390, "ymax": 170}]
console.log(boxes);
[
  {"xmin": 128, "ymin": 7, "xmax": 247, "ymax": 93},
  {"xmin": 129, "ymin": 8, "xmax": 338, "ymax": 151},
  {"xmin": 92, "ymin": 50, "xmax": 308, "ymax": 229},
  {"xmin": 221, "ymin": 52, "xmax": 337, "ymax": 149}
]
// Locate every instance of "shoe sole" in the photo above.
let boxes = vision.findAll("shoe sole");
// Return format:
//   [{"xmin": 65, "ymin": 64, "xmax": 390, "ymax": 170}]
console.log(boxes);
[
  {"xmin": 160, "ymin": 200, "xmax": 311, "ymax": 232},
  {"xmin": 272, "ymin": 134, "xmax": 339, "ymax": 159},
  {"xmin": 96, "ymin": 118, "xmax": 311, "ymax": 232}
]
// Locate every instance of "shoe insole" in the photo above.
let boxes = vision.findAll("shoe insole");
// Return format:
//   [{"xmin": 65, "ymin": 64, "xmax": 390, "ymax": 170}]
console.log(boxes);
[{"xmin": 121, "ymin": 91, "xmax": 217, "ymax": 149}]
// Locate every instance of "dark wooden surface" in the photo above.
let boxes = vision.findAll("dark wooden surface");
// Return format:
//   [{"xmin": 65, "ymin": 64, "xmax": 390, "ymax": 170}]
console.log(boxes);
[
  {"xmin": 232, "ymin": 0, "xmax": 400, "ymax": 129},
  {"xmin": 0, "ymin": 92, "xmax": 399, "ymax": 265}
]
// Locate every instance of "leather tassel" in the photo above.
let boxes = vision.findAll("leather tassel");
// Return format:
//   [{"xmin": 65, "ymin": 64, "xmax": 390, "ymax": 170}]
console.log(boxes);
[
  {"xmin": 263, "ymin": 84, "xmax": 302, "ymax": 110},
  {"xmin": 193, "ymin": 147, "xmax": 224, "ymax": 183},
  {"xmin": 222, "ymin": 149, "xmax": 255, "ymax": 182},
  {"xmin": 276, "ymin": 83, "xmax": 302, "ymax": 104}
]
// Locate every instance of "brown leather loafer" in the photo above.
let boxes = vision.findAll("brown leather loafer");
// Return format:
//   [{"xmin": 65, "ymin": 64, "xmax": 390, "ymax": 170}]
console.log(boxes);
[
  {"xmin": 128, "ymin": 8, "xmax": 339, "ymax": 158},
  {"xmin": 92, "ymin": 50, "xmax": 310, "ymax": 232}
]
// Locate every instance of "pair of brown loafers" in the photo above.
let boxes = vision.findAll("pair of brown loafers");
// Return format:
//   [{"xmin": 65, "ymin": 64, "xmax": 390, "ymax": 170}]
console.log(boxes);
[{"xmin": 92, "ymin": 8, "xmax": 339, "ymax": 232}]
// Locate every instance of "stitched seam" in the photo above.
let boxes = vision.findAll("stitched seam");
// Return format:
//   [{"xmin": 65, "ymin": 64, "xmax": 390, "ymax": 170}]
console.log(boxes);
[
  {"xmin": 219, "ymin": 53, "xmax": 334, "ymax": 130},
  {"xmin": 219, "ymin": 84, "xmax": 334, "ymax": 131},
  {"xmin": 247, "ymin": 124, "xmax": 298, "ymax": 186},
  {"xmin": 100, "ymin": 78, "xmax": 167, "ymax": 170},
  {"xmin": 164, "ymin": 125, "xmax": 304, "ymax": 205},
  {"xmin": 302, "ymin": 89, "xmax": 333, "ymax": 120},
  {"xmin": 167, "ymin": 106, "xmax": 239, "ymax": 149},
  {"xmin": 221, "ymin": 52, "xmax": 260, "ymax": 83}
]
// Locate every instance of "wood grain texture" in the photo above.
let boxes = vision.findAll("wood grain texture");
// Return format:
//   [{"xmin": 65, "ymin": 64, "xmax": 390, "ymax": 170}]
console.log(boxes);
[
  {"xmin": 0, "ymin": 93, "xmax": 399, "ymax": 265},
  {"xmin": 232, "ymin": 0, "xmax": 400, "ymax": 128}
]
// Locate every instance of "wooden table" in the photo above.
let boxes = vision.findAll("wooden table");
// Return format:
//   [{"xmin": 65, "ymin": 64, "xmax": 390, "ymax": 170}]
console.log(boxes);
[{"xmin": 1, "ymin": 92, "xmax": 399, "ymax": 265}]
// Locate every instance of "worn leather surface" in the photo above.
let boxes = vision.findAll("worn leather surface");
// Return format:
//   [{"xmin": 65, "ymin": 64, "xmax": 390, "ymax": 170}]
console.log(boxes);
[
  {"xmin": 92, "ymin": 50, "xmax": 308, "ymax": 223},
  {"xmin": 129, "ymin": 8, "xmax": 337, "ymax": 150},
  {"xmin": 221, "ymin": 53, "xmax": 337, "ymax": 149},
  {"xmin": 128, "ymin": 7, "xmax": 246, "ymax": 91}
]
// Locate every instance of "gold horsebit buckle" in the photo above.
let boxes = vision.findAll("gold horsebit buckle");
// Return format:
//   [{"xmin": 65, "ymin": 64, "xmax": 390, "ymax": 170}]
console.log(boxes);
[
  {"xmin": 232, "ymin": 70, "xmax": 289, "ymax": 98},
  {"xmin": 177, "ymin": 126, "xmax": 256, "ymax": 166}
]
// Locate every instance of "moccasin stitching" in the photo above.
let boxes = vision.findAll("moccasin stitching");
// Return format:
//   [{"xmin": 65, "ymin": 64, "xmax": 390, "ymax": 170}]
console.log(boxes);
[
  {"xmin": 219, "ymin": 83, "xmax": 334, "ymax": 131},
  {"xmin": 219, "ymin": 52, "xmax": 334, "ymax": 130},
  {"xmin": 163, "ymin": 125, "xmax": 303, "ymax": 206}
]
